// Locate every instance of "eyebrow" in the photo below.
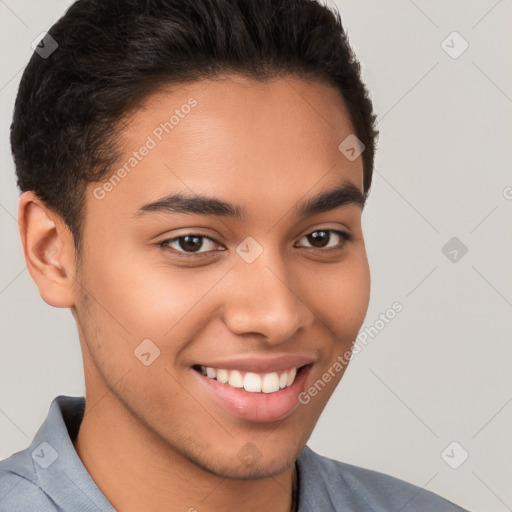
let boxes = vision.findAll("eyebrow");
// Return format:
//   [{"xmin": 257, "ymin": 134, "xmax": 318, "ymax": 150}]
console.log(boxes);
[{"xmin": 135, "ymin": 181, "xmax": 366, "ymax": 220}]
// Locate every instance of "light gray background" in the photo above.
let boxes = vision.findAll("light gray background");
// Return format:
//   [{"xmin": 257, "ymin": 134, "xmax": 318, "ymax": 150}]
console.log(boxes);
[{"xmin": 1, "ymin": 1, "xmax": 511, "ymax": 511}]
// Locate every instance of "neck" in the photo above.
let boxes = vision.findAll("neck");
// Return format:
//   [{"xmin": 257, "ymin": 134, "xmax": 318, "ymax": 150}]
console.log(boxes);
[{"xmin": 73, "ymin": 388, "xmax": 297, "ymax": 512}]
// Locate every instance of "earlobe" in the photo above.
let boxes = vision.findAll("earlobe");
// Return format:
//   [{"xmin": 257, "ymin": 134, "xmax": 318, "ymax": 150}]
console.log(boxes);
[{"xmin": 18, "ymin": 191, "xmax": 76, "ymax": 308}]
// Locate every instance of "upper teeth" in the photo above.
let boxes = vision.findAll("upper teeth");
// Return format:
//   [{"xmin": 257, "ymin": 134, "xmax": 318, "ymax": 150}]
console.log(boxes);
[{"xmin": 200, "ymin": 366, "xmax": 298, "ymax": 393}]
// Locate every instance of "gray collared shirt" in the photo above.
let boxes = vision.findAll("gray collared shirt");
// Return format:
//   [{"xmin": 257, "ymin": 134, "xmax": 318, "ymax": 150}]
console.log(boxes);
[{"xmin": 0, "ymin": 396, "xmax": 470, "ymax": 511}]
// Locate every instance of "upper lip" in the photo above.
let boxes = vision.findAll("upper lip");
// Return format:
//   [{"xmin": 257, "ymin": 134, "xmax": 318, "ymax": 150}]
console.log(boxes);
[{"xmin": 194, "ymin": 354, "xmax": 316, "ymax": 373}]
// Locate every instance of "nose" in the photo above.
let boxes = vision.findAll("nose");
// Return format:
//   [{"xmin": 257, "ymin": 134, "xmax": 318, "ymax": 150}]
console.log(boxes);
[{"xmin": 223, "ymin": 253, "xmax": 315, "ymax": 344}]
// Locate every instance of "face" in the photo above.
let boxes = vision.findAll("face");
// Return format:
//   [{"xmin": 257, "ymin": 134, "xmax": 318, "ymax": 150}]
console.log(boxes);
[{"xmin": 74, "ymin": 74, "xmax": 370, "ymax": 478}]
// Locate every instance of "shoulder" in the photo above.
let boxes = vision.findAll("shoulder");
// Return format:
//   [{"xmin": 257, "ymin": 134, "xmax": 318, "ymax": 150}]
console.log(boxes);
[
  {"xmin": 0, "ymin": 396, "xmax": 115, "ymax": 512},
  {"xmin": 0, "ymin": 453, "xmax": 57, "ymax": 511},
  {"xmin": 297, "ymin": 446, "xmax": 470, "ymax": 512}
]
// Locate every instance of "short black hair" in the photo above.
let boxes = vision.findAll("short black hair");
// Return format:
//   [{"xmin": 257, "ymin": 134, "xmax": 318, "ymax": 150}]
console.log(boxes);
[{"xmin": 11, "ymin": 0, "xmax": 378, "ymax": 253}]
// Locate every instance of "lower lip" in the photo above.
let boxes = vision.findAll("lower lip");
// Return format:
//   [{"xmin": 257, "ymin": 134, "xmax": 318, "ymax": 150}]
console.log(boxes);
[{"xmin": 192, "ymin": 365, "xmax": 312, "ymax": 423}]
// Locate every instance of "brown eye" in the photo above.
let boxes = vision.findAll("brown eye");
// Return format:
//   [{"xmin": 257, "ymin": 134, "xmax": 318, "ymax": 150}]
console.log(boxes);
[
  {"xmin": 297, "ymin": 229, "xmax": 351, "ymax": 249},
  {"xmin": 160, "ymin": 234, "xmax": 223, "ymax": 255},
  {"xmin": 178, "ymin": 235, "xmax": 204, "ymax": 252}
]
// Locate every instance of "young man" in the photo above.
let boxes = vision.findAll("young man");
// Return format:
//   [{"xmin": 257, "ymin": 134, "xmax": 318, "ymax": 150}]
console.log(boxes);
[{"xmin": 0, "ymin": 0, "xmax": 469, "ymax": 510}]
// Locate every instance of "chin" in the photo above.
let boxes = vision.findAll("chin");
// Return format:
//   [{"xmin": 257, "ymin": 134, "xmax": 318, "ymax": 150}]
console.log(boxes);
[
  {"xmin": 178, "ymin": 440, "xmax": 302, "ymax": 481},
  {"xmin": 203, "ymin": 454, "xmax": 296, "ymax": 481}
]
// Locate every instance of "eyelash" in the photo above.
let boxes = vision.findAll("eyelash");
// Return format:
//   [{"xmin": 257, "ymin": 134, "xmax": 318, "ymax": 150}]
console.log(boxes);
[{"xmin": 158, "ymin": 229, "xmax": 353, "ymax": 258}]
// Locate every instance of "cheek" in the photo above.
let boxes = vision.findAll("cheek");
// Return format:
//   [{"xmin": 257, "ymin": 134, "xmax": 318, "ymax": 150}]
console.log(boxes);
[
  {"xmin": 80, "ymin": 247, "xmax": 205, "ymax": 337},
  {"xmin": 308, "ymin": 251, "xmax": 370, "ymax": 343},
  {"xmin": 76, "ymin": 247, "xmax": 232, "ymax": 379}
]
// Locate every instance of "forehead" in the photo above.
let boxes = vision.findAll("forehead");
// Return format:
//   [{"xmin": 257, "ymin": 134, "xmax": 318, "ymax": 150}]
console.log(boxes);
[{"xmin": 89, "ymin": 74, "xmax": 363, "ymax": 221}]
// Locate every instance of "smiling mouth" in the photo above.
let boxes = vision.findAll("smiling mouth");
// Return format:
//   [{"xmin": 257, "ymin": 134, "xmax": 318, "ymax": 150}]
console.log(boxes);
[{"xmin": 193, "ymin": 365, "xmax": 308, "ymax": 394}]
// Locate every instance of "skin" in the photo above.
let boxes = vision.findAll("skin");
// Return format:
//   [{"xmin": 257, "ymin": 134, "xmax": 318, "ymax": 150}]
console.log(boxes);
[{"xmin": 19, "ymin": 74, "xmax": 370, "ymax": 512}]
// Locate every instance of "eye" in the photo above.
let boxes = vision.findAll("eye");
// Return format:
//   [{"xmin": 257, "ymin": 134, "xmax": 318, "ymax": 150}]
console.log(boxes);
[
  {"xmin": 159, "ymin": 234, "xmax": 224, "ymax": 255},
  {"xmin": 296, "ymin": 229, "xmax": 352, "ymax": 250}
]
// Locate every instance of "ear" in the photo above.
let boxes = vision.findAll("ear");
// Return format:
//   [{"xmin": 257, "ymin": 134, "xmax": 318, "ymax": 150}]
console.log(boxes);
[{"xmin": 18, "ymin": 191, "xmax": 77, "ymax": 308}]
